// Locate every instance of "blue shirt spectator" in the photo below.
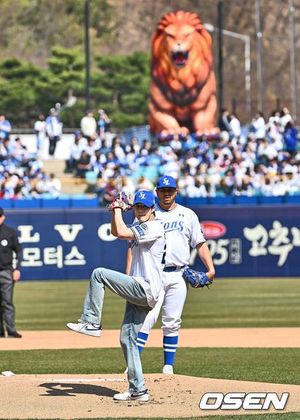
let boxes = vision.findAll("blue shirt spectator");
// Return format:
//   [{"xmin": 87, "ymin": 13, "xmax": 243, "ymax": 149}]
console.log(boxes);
[
  {"xmin": 283, "ymin": 121, "xmax": 298, "ymax": 153},
  {"xmin": 0, "ymin": 115, "xmax": 12, "ymax": 140}
]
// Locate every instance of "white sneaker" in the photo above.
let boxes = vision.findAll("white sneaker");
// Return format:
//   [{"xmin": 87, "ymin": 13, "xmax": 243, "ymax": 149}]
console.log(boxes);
[
  {"xmin": 162, "ymin": 364, "xmax": 174, "ymax": 374},
  {"xmin": 66, "ymin": 321, "xmax": 101, "ymax": 337},
  {"xmin": 113, "ymin": 389, "xmax": 149, "ymax": 402}
]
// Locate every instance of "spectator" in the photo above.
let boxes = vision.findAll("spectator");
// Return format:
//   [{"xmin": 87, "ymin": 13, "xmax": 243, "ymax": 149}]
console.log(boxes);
[
  {"xmin": 65, "ymin": 131, "xmax": 84, "ymax": 173},
  {"xmin": 218, "ymin": 108, "xmax": 231, "ymax": 133},
  {"xmin": 280, "ymin": 107, "xmax": 292, "ymax": 128},
  {"xmin": 101, "ymin": 151, "xmax": 120, "ymax": 179},
  {"xmin": 84, "ymin": 137, "xmax": 99, "ymax": 157},
  {"xmin": 229, "ymin": 112, "xmax": 241, "ymax": 139},
  {"xmin": 97, "ymin": 109, "xmax": 111, "ymax": 140},
  {"xmin": 203, "ymin": 162, "xmax": 220, "ymax": 197},
  {"xmin": 90, "ymin": 149, "xmax": 104, "ymax": 178},
  {"xmin": 267, "ymin": 117, "xmax": 283, "ymax": 151},
  {"xmin": 45, "ymin": 173, "xmax": 62, "ymax": 198},
  {"xmin": 75, "ymin": 150, "xmax": 92, "ymax": 178},
  {"xmin": 272, "ymin": 176, "xmax": 287, "ymax": 196},
  {"xmin": 2, "ymin": 174, "xmax": 21, "ymax": 199},
  {"xmin": 283, "ymin": 121, "xmax": 298, "ymax": 154},
  {"xmin": 257, "ymin": 138, "xmax": 278, "ymax": 162},
  {"xmin": 30, "ymin": 172, "xmax": 47, "ymax": 198},
  {"xmin": 45, "ymin": 108, "xmax": 63, "ymax": 157},
  {"xmin": 120, "ymin": 176, "xmax": 135, "ymax": 196},
  {"xmin": 161, "ymin": 153, "xmax": 180, "ymax": 180},
  {"xmin": 136, "ymin": 176, "xmax": 154, "ymax": 191},
  {"xmin": 80, "ymin": 110, "xmax": 97, "ymax": 141},
  {"xmin": 0, "ymin": 115, "xmax": 12, "ymax": 140},
  {"xmin": 268, "ymin": 110, "xmax": 281, "ymax": 126},
  {"xmin": 112, "ymin": 136, "xmax": 126, "ymax": 162},
  {"xmin": 251, "ymin": 111, "xmax": 266, "ymax": 140},
  {"xmin": 169, "ymin": 133, "xmax": 183, "ymax": 152},
  {"xmin": 102, "ymin": 178, "xmax": 118, "ymax": 205},
  {"xmin": 140, "ymin": 139, "xmax": 152, "ymax": 156},
  {"xmin": 186, "ymin": 177, "xmax": 208, "ymax": 198},
  {"xmin": 125, "ymin": 137, "xmax": 140, "ymax": 154},
  {"xmin": 34, "ymin": 114, "xmax": 46, "ymax": 152},
  {"xmin": 220, "ymin": 169, "xmax": 236, "ymax": 195}
]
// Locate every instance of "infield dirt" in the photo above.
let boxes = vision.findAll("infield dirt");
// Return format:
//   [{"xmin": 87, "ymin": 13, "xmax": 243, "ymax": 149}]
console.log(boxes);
[
  {"xmin": 0, "ymin": 373, "xmax": 300, "ymax": 418},
  {"xmin": 1, "ymin": 327, "xmax": 300, "ymax": 350},
  {"xmin": 1, "ymin": 328, "xmax": 300, "ymax": 418}
]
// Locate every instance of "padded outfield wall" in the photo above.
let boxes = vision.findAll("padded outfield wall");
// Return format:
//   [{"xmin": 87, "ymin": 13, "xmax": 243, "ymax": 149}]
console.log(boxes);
[{"xmin": 5, "ymin": 205, "xmax": 300, "ymax": 280}]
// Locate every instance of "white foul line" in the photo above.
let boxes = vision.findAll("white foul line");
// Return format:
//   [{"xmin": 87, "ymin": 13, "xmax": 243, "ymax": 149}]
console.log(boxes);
[{"xmin": 50, "ymin": 378, "xmax": 126, "ymax": 383}]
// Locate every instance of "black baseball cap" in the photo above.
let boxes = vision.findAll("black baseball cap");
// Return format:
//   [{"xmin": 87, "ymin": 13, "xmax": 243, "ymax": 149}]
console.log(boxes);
[{"xmin": 0, "ymin": 207, "xmax": 4, "ymax": 216}]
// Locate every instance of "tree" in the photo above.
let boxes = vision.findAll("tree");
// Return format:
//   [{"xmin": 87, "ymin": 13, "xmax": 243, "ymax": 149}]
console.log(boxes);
[
  {"xmin": 0, "ymin": 48, "xmax": 152, "ymax": 128},
  {"xmin": 0, "ymin": 48, "xmax": 85, "ymax": 126},
  {"xmin": 94, "ymin": 51, "xmax": 150, "ymax": 128}
]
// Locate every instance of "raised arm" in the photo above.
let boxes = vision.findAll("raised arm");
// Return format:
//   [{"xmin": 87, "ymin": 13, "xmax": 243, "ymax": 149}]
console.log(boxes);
[{"xmin": 111, "ymin": 208, "xmax": 134, "ymax": 240}]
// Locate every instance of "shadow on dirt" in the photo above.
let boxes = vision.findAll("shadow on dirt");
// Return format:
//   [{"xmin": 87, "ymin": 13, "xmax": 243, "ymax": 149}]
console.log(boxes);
[{"xmin": 39, "ymin": 382, "xmax": 118, "ymax": 397}]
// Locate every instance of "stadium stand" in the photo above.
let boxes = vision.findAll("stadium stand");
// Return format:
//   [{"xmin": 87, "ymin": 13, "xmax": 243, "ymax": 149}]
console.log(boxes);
[{"xmin": 0, "ymin": 108, "xmax": 299, "ymax": 207}]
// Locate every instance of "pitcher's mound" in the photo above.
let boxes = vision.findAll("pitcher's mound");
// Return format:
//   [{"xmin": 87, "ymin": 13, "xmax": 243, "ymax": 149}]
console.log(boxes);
[{"xmin": 1, "ymin": 373, "xmax": 299, "ymax": 418}]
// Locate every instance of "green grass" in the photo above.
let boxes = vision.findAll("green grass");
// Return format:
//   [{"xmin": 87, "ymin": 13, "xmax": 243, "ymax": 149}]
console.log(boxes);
[
  {"xmin": 199, "ymin": 416, "xmax": 300, "ymax": 420},
  {"xmin": 14, "ymin": 278, "xmax": 300, "ymax": 330},
  {"xmin": 7, "ymin": 278, "xmax": 300, "ymax": 419},
  {"xmin": 9, "ymin": 415, "xmax": 300, "ymax": 420},
  {"xmin": 97, "ymin": 416, "xmax": 300, "ymax": 420},
  {"xmin": 0, "ymin": 348, "xmax": 299, "ymax": 385}
]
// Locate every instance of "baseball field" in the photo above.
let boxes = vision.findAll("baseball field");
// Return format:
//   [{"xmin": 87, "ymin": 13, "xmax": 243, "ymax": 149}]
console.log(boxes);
[{"xmin": 0, "ymin": 278, "xmax": 300, "ymax": 419}]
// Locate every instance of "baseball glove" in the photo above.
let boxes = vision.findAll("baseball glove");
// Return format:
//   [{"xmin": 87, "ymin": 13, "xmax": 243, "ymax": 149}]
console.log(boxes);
[
  {"xmin": 182, "ymin": 267, "xmax": 213, "ymax": 288},
  {"xmin": 107, "ymin": 192, "xmax": 133, "ymax": 212}
]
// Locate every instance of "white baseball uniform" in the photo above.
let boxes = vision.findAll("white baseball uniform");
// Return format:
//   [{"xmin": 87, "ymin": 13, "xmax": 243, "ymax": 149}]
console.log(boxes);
[
  {"xmin": 130, "ymin": 219, "xmax": 166, "ymax": 308},
  {"xmin": 140, "ymin": 203, "xmax": 205, "ymax": 336}
]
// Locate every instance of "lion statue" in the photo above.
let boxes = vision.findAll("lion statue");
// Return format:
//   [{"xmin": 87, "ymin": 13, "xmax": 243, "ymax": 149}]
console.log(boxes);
[{"xmin": 149, "ymin": 10, "xmax": 219, "ymax": 138}]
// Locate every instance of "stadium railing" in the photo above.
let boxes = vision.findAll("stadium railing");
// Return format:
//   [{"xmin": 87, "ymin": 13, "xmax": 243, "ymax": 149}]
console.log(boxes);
[{"xmin": 0, "ymin": 194, "xmax": 299, "ymax": 209}]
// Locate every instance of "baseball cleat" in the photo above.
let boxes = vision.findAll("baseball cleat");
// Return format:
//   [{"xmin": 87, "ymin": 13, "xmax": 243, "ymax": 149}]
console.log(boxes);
[
  {"xmin": 162, "ymin": 364, "xmax": 174, "ymax": 374},
  {"xmin": 66, "ymin": 321, "xmax": 101, "ymax": 337},
  {"xmin": 124, "ymin": 367, "xmax": 128, "ymax": 374},
  {"xmin": 113, "ymin": 389, "xmax": 149, "ymax": 402}
]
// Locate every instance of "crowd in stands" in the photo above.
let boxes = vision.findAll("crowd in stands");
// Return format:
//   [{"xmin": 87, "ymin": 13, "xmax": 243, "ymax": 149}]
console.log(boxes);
[
  {"xmin": 0, "ymin": 112, "xmax": 61, "ymax": 199},
  {"xmin": 66, "ymin": 106, "xmax": 300, "ymax": 202},
  {"xmin": 0, "ymin": 106, "xmax": 299, "ymax": 201}
]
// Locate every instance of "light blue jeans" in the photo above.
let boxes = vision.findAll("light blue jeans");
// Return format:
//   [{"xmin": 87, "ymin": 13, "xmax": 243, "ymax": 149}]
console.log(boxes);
[{"xmin": 81, "ymin": 267, "xmax": 150, "ymax": 393}]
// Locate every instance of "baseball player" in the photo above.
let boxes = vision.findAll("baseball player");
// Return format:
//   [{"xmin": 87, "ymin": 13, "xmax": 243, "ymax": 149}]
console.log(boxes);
[
  {"xmin": 128, "ymin": 175, "xmax": 215, "ymax": 374},
  {"xmin": 67, "ymin": 190, "xmax": 165, "ymax": 402}
]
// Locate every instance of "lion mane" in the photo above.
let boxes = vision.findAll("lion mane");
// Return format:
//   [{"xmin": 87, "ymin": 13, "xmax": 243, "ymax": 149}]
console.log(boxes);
[{"xmin": 149, "ymin": 10, "xmax": 218, "ymax": 136}]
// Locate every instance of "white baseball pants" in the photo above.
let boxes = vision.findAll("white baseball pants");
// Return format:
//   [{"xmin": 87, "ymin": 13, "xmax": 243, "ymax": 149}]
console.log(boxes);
[{"xmin": 140, "ymin": 269, "xmax": 187, "ymax": 336}]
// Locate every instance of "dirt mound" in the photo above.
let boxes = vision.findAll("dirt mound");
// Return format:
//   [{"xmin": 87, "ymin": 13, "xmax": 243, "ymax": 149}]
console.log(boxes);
[{"xmin": 0, "ymin": 373, "xmax": 299, "ymax": 419}]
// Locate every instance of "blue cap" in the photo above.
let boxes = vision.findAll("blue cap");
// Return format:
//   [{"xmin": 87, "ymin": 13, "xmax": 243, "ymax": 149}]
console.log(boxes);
[
  {"xmin": 133, "ymin": 190, "xmax": 155, "ymax": 207},
  {"xmin": 156, "ymin": 175, "xmax": 177, "ymax": 189}
]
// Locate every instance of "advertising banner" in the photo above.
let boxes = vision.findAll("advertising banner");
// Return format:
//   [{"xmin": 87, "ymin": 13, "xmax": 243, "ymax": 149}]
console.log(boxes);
[{"xmin": 6, "ymin": 206, "xmax": 300, "ymax": 280}]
